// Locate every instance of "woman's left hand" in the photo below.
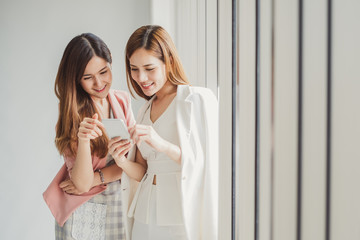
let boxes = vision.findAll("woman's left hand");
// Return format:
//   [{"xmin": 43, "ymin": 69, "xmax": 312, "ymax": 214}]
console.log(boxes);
[
  {"xmin": 129, "ymin": 124, "xmax": 168, "ymax": 153},
  {"xmin": 59, "ymin": 179, "xmax": 84, "ymax": 195}
]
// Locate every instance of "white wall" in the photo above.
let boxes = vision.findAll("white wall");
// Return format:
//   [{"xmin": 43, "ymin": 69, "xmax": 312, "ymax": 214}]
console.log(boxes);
[
  {"xmin": 0, "ymin": 0, "xmax": 150, "ymax": 239},
  {"xmin": 150, "ymin": 0, "xmax": 177, "ymax": 43}
]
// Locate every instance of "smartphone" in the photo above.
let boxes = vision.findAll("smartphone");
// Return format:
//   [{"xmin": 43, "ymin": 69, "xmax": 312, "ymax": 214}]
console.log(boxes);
[{"xmin": 102, "ymin": 119, "xmax": 130, "ymax": 139}]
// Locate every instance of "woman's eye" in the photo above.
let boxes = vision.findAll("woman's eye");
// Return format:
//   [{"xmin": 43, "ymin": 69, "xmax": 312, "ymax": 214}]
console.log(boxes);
[
  {"xmin": 83, "ymin": 77, "xmax": 92, "ymax": 80},
  {"xmin": 131, "ymin": 68, "xmax": 138, "ymax": 72},
  {"xmin": 146, "ymin": 68, "xmax": 155, "ymax": 71},
  {"xmin": 100, "ymin": 70, "xmax": 107, "ymax": 75}
]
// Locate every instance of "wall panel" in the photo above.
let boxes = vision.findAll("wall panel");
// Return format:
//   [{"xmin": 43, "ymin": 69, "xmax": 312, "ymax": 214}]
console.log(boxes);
[
  {"xmin": 236, "ymin": 0, "xmax": 256, "ymax": 239},
  {"xmin": 272, "ymin": 0, "xmax": 299, "ymax": 239},
  {"xmin": 302, "ymin": 0, "xmax": 327, "ymax": 239},
  {"xmin": 258, "ymin": 0, "xmax": 273, "ymax": 239},
  {"xmin": 331, "ymin": 0, "xmax": 360, "ymax": 239}
]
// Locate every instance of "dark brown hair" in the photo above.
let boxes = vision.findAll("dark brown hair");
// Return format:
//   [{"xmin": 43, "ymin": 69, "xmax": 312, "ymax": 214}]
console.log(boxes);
[
  {"xmin": 54, "ymin": 33, "xmax": 111, "ymax": 158},
  {"xmin": 125, "ymin": 25, "xmax": 189, "ymax": 100}
]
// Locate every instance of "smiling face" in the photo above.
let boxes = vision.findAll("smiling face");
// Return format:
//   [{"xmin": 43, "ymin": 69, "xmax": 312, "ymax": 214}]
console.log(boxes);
[
  {"xmin": 129, "ymin": 48, "xmax": 167, "ymax": 97},
  {"xmin": 80, "ymin": 56, "xmax": 112, "ymax": 101}
]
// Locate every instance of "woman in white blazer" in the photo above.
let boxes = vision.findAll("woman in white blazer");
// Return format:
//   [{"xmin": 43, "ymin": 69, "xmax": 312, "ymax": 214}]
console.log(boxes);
[{"xmin": 108, "ymin": 25, "xmax": 218, "ymax": 240}]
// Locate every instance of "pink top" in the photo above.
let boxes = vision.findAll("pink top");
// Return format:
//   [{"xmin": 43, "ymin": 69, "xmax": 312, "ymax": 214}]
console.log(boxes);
[{"xmin": 43, "ymin": 89, "xmax": 135, "ymax": 227}]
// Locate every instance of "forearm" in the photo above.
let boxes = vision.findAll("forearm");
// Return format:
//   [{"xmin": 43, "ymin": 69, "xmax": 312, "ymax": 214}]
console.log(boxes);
[
  {"xmin": 163, "ymin": 140, "xmax": 182, "ymax": 164},
  {"xmin": 71, "ymin": 139, "xmax": 94, "ymax": 192},
  {"xmin": 117, "ymin": 159, "xmax": 146, "ymax": 182},
  {"xmin": 92, "ymin": 164, "xmax": 123, "ymax": 187}
]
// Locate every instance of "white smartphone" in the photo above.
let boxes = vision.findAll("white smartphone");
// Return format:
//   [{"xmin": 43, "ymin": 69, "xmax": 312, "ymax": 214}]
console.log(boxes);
[{"xmin": 102, "ymin": 119, "xmax": 130, "ymax": 139}]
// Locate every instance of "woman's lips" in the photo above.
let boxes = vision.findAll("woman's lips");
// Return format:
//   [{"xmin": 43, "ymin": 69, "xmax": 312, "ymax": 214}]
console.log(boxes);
[{"xmin": 142, "ymin": 82, "xmax": 154, "ymax": 90}]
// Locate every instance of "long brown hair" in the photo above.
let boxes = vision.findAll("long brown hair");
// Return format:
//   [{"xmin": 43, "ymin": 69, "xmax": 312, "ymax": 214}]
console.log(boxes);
[
  {"xmin": 125, "ymin": 25, "xmax": 189, "ymax": 100},
  {"xmin": 54, "ymin": 33, "xmax": 111, "ymax": 158}
]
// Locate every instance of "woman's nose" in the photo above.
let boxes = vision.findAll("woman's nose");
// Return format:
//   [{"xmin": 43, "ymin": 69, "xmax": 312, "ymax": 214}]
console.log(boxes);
[
  {"xmin": 94, "ymin": 75, "xmax": 102, "ymax": 86},
  {"xmin": 138, "ymin": 70, "xmax": 148, "ymax": 82}
]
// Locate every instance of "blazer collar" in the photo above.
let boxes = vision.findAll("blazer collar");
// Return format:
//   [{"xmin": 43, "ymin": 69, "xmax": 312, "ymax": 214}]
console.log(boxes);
[
  {"xmin": 176, "ymin": 85, "xmax": 192, "ymax": 137},
  {"xmin": 176, "ymin": 84, "xmax": 191, "ymax": 101}
]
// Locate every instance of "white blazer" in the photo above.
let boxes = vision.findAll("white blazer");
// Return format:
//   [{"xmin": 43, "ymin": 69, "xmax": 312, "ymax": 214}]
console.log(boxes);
[{"xmin": 121, "ymin": 85, "xmax": 219, "ymax": 240}]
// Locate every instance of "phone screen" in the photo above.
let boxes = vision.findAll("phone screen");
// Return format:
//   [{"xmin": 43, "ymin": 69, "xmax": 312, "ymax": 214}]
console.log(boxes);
[{"xmin": 102, "ymin": 119, "xmax": 130, "ymax": 139}]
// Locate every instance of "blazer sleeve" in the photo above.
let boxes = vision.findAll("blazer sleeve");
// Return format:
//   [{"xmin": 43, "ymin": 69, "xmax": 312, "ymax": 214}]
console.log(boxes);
[{"xmin": 180, "ymin": 87, "xmax": 219, "ymax": 240}]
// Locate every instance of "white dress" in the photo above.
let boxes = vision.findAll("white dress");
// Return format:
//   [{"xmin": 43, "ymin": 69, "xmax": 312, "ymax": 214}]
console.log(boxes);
[{"xmin": 130, "ymin": 96, "xmax": 187, "ymax": 240}]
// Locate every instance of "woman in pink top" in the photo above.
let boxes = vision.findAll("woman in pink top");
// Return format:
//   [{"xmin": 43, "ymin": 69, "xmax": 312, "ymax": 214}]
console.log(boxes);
[{"xmin": 43, "ymin": 33, "xmax": 135, "ymax": 240}]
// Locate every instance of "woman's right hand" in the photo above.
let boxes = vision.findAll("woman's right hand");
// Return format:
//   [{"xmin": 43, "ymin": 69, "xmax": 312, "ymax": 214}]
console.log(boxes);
[
  {"xmin": 59, "ymin": 178, "xmax": 85, "ymax": 195},
  {"xmin": 78, "ymin": 113, "xmax": 104, "ymax": 141},
  {"xmin": 108, "ymin": 137, "xmax": 133, "ymax": 166}
]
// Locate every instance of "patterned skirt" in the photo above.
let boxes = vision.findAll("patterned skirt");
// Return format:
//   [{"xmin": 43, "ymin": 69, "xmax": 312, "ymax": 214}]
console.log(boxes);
[{"xmin": 55, "ymin": 180, "xmax": 124, "ymax": 240}]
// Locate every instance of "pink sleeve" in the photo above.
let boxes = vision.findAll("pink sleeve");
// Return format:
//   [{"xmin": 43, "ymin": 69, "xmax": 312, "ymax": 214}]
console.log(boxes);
[
  {"xmin": 114, "ymin": 90, "xmax": 136, "ymax": 127},
  {"xmin": 124, "ymin": 92, "xmax": 136, "ymax": 127},
  {"xmin": 63, "ymin": 153, "xmax": 76, "ymax": 177}
]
